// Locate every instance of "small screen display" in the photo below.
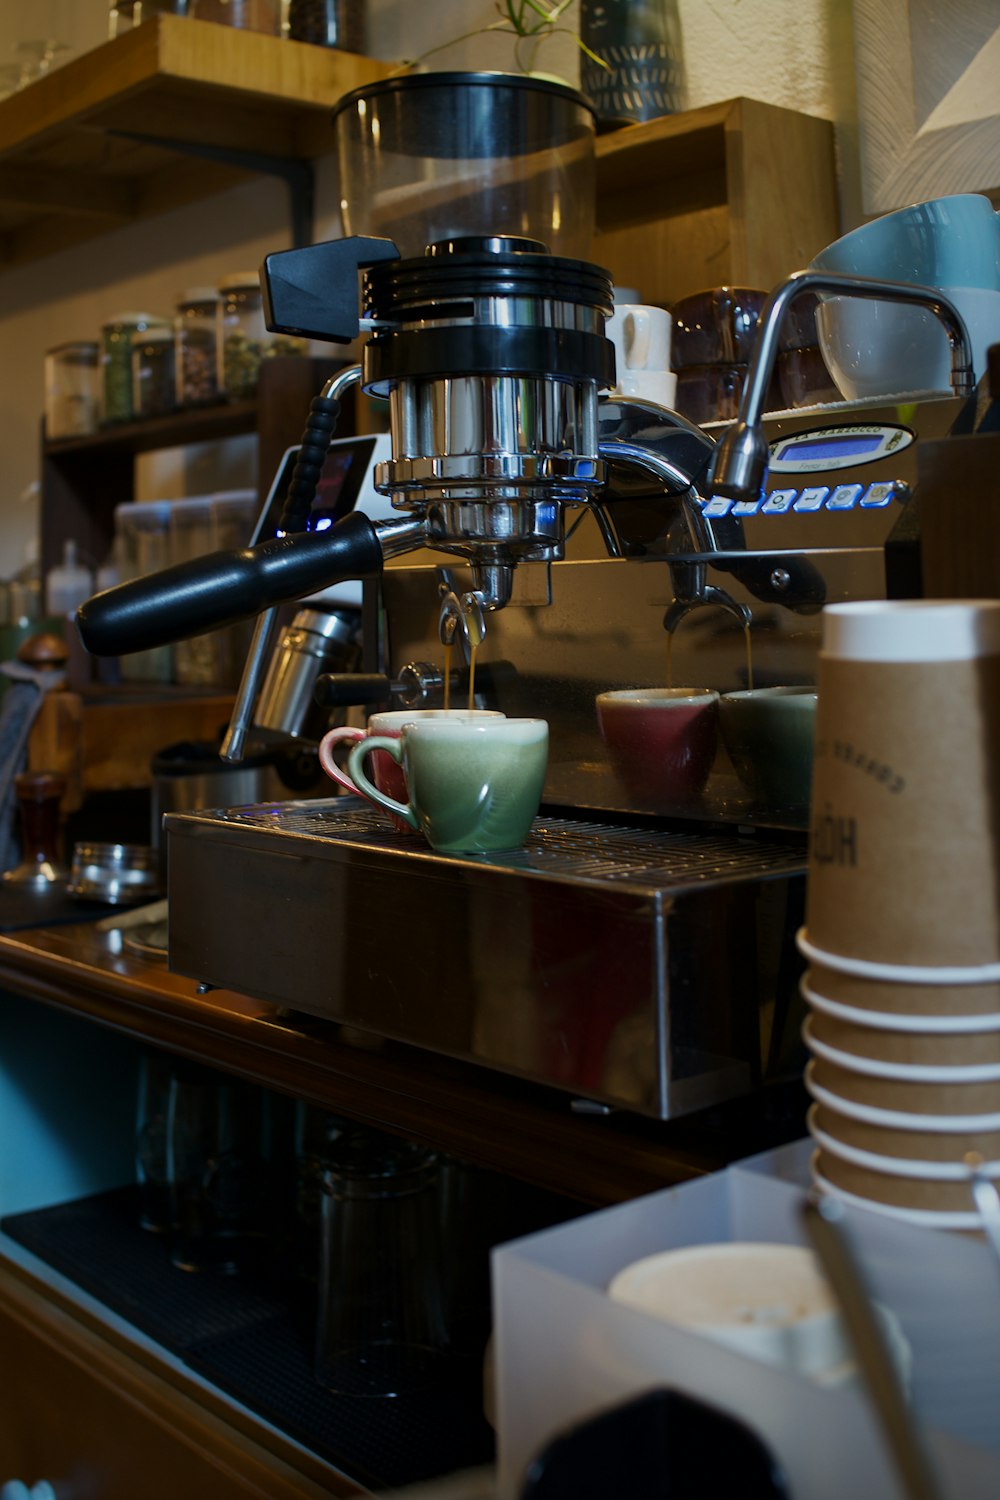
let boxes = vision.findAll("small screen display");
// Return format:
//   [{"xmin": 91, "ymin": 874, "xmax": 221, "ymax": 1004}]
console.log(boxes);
[
  {"xmin": 779, "ymin": 432, "xmax": 884, "ymax": 464},
  {"xmin": 253, "ymin": 437, "xmax": 377, "ymax": 543}
]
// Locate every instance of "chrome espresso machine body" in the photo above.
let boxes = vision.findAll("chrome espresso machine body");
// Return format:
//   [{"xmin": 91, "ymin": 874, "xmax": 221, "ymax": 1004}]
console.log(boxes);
[{"xmin": 76, "ymin": 238, "xmax": 975, "ymax": 1120}]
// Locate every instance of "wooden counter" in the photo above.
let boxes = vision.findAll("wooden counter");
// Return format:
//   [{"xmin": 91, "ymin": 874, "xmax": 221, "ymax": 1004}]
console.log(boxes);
[{"xmin": 0, "ymin": 917, "xmax": 807, "ymax": 1207}]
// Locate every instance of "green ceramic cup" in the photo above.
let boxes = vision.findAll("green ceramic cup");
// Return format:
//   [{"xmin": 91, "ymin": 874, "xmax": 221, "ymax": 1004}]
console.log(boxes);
[
  {"xmin": 347, "ymin": 717, "xmax": 549, "ymax": 854},
  {"xmin": 719, "ymin": 686, "xmax": 818, "ymax": 810}
]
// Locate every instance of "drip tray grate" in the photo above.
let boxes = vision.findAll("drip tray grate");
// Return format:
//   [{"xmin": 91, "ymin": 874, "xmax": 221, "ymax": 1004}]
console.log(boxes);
[{"xmin": 195, "ymin": 799, "xmax": 806, "ymax": 892}]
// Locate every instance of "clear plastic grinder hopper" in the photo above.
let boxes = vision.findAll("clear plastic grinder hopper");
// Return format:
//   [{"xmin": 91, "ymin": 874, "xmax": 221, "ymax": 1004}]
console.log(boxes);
[{"xmin": 330, "ymin": 71, "xmax": 597, "ymax": 260}]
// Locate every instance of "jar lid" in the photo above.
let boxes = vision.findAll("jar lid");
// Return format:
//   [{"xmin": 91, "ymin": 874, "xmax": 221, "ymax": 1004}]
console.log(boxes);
[
  {"xmin": 135, "ymin": 327, "xmax": 175, "ymax": 344},
  {"xmin": 103, "ymin": 313, "xmax": 169, "ymax": 329},
  {"xmin": 177, "ymin": 287, "xmax": 221, "ymax": 306},
  {"xmin": 46, "ymin": 340, "xmax": 99, "ymax": 356},
  {"xmin": 219, "ymin": 272, "xmax": 260, "ymax": 291}
]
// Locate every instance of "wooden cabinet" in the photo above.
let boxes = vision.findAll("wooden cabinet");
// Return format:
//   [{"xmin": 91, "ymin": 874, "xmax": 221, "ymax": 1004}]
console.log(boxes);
[
  {"xmin": 0, "ymin": 1260, "xmax": 358, "ymax": 1499},
  {"xmin": 593, "ymin": 96, "xmax": 839, "ymax": 306}
]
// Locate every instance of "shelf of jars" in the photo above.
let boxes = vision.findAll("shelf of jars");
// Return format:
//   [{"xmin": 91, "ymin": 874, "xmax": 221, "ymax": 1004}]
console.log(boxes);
[{"xmin": 0, "ymin": 14, "xmax": 393, "ymax": 267}]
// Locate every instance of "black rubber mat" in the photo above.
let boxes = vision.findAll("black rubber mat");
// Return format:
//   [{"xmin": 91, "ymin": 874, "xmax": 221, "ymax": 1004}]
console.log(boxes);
[{"xmin": 3, "ymin": 1188, "xmax": 494, "ymax": 1490}]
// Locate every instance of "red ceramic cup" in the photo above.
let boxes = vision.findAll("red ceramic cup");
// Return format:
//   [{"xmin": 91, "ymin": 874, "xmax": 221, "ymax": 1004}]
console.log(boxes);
[{"xmin": 596, "ymin": 688, "xmax": 720, "ymax": 804}]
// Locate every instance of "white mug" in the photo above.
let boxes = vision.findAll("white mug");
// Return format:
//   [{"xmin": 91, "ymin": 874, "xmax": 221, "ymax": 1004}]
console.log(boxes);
[{"xmin": 606, "ymin": 303, "xmax": 676, "ymax": 406}]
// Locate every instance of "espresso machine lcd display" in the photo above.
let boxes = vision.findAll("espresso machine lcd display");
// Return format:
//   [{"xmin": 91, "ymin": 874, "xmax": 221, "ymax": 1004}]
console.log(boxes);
[{"xmin": 250, "ymin": 436, "xmax": 380, "ymax": 545}]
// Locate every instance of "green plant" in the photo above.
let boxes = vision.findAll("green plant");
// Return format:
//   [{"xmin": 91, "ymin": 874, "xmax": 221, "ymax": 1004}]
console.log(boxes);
[{"xmin": 399, "ymin": 0, "xmax": 608, "ymax": 77}]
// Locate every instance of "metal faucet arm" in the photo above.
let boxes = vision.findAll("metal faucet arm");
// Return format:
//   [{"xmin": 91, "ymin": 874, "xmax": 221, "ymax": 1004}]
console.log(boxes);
[{"xmin": 708, "ymin": 270, "xmax": 976, "ymax": 503}]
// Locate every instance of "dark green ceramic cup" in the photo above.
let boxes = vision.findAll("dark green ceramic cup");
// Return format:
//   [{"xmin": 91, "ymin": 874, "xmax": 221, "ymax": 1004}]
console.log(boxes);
[
  {"xmin": 719, "ymin": 686, "xmax": 818, "ymax": 810},
  {"xmin": 347, "ymin": 717, "xmax": 549, "ymax": 853}
]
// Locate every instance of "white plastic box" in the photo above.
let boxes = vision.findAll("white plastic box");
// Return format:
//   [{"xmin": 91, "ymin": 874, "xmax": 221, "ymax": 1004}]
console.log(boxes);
[{"xmin": 493, "ymin": 1139, "xmax": 1000, "ymax": 1500}]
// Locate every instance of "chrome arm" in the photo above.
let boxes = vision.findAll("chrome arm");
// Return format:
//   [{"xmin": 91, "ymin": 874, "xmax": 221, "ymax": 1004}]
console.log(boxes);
[{"xmin": 708, "ymin": 270, "xmax": 976, "ymax": 503}]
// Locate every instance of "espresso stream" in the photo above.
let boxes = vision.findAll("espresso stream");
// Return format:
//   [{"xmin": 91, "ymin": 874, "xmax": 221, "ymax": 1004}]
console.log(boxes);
[
  {"xmin": 442, "ymin": 639, "xmax": 481, "ymax": 712},
  {"xmin": 665, "ymin": 625, "xmax": 754, "ymax": 691}
]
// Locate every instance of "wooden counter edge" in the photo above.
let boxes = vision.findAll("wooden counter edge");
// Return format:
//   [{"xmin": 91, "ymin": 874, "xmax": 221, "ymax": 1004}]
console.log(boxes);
[{"xmin": 0, "ymin": 923, "xmax": 727, "ymax": 1206}]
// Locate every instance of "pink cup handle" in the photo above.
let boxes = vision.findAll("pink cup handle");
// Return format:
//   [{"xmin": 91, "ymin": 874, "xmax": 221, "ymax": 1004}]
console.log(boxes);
[{"xmin": 318, "ymin": 726, "xmax": 366, "ymax": 794}]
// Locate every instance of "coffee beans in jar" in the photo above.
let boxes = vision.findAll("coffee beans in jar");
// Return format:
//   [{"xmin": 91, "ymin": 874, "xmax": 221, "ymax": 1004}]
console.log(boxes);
[
  {"xmin": 101, "ymin": 314, "xmax": 170, "ymax": 425},
  {"xmin": 174, "ymin": 287, "xmax": 221, "ymax": 407},
  {"xmin": 132, "ymin": 326, "xmax": 177, "ymax": 420}
]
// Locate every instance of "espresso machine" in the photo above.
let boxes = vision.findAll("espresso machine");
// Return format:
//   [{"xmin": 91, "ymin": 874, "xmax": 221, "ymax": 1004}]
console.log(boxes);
[{"xmin": 77, "ymin": 236, "xmax": 975, "ymax": 1120}]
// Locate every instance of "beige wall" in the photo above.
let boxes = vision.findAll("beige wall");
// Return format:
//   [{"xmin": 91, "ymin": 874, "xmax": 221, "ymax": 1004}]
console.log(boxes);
[{"xmin": 0, "ymin": 0, "xmax": 861, "ymax": 581}]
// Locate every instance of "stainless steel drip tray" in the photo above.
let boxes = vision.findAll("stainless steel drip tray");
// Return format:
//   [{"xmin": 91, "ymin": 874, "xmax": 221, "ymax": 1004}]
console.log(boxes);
[{"xmin": 165, "ymin": 799, "xmax": 807, "ymax": 1120}]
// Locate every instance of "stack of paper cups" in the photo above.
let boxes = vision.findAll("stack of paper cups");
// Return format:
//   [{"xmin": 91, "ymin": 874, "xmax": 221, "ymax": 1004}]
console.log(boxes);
[{"xmin": 798, "ymin": 599, "xmax": 1000, "ymax": 1231}]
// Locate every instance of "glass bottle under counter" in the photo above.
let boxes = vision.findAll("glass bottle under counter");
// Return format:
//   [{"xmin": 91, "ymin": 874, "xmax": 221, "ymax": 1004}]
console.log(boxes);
[
  {"xmin": 101, "ymin": 313, "xmax": 170, "ymax": 425},
  {"xmin": 218, "ymin": 273, "xmax": 306, "ymax": 399},
  {"xmin": 174, "ymin": 287, "xmax": 221, "ymax": 408}
]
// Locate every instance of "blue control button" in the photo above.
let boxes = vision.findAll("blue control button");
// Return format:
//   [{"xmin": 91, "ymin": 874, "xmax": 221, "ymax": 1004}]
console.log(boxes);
[
  {"xmin": 793, "ymin": 486, "xmax": 829, "ymax": 512},
  {"xmin": 761, "ymin": 489, "xmax": 797, "ymax": 514},
  {"xmin": 732, "ymin": 493, "xmax": 764, "ymax": 516},
  {"xmin": 860, "ymin": 481, "xmax": 896, "ymax": 508},
  {"xmin": 703, "ymin": 495, "xmax": 734, "ymax": 517},
  {"xmin": 826, "ymin": 483, "xmax": 863, "ymax": 511}
]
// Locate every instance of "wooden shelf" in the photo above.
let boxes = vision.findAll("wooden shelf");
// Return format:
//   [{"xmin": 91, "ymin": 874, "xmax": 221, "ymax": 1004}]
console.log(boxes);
[
  {"xmin": 0, "ymin": 15, "xmax": 393, "ymax": 267},
  {"xmin": 593, "ymin": 95, "xmax": 839, "ymax": 305},
  {"xmin": 45, "ymin": 397, "xmax": 259, "ymax": 458}
]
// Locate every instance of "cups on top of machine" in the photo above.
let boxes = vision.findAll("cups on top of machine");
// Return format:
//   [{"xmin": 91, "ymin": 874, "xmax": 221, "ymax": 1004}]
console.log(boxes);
[
  {"xmin": 810, "ymin": 192, "xmax": 1000, "ymax": 401},
  {"xmin": 605, "ymin": 302, "xmax": 676, "ymax": 407}
]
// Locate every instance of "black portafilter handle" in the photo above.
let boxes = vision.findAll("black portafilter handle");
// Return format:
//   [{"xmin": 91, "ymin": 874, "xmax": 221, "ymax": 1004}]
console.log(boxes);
[{"xmin": 76, "ymin": 512, "xmax": 384, "ymax": 657}]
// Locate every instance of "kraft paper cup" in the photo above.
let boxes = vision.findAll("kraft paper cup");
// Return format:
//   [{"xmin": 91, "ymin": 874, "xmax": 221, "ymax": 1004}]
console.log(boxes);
[
  {"xmin": 806, "ymin": 1055, "xmax": 1000, "ymax": 1123},
  {"xmin": 803, "ymin": 1014, "xmax": 1000, "ymax": 1086},
  {"xmin": 814, "ymin": 1145, "xmax": 991, "ymax": 1216},
  {"xmin": 803, "ymin": 959, "xmax": 1000, "ymax": 1023},
  {"xmin": 809, "ymin": 1101, "xmax": 1000, "ymax": 1170},
  {"xmin": 803, "ymin": 982, "xmax": 1000, "ymax": 1036},
  {"xmin": 811, "ymin": 1153, "xmax": 984, "ymax": 1232},
  {"xmin": 805, "ymin": 600, "xmax": 1000, "ymax": 970},
  {"xmin": 804, "ymin": 1010, "xmax": 1000, "ymax": 1070}
]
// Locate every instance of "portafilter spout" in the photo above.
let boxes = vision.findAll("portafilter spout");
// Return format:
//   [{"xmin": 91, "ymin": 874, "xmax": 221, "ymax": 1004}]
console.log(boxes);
[{"xmin": 707, "ymin": 270, "xmax": 976, "ymax": 503}]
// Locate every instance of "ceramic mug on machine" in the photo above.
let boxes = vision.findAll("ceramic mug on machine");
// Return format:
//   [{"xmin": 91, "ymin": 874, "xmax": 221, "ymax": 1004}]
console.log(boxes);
[{"xmin": 347, "ymin": 716, "xmax": 549, "ymax": 854}]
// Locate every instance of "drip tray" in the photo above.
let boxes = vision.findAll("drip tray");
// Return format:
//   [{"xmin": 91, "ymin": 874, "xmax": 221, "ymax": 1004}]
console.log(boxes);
[{"xmin": 165, "ymin": 800, "xmax": 807, "ymax": 1120}]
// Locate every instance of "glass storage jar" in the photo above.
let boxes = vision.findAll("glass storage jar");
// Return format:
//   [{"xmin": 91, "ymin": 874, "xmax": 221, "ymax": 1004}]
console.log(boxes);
[
  {"xmin": 219, "ymin": 273, "xmax": 306, "ymax": 398},
  {"xmin": 174, "ymin": 287, "xmax": 220, "ymax": 407},
  {"xmin": 190, "ymin": 0, "xmax": 281, "ymax": 32},
  {"xmin": 131, "ymin": 326, "xmax": 176, "ymax": 420},
  {"xmin": 44, "ymin": 340, "xmax": 100, "ymax": 438},
  {"xmin": 109, "ymin": 0, "xmax": 189, "ymax": 38},
  {"xmin": 287, "ymin": 0, "xmax": 366, "ymax": 50},
  {"xmin": 101, "ymin": 314, "xmax": 170, "ymax": 425}
]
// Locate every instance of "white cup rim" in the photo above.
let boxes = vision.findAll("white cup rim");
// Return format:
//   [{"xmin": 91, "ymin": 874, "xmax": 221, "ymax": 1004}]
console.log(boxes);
[
  {"xmin": 797, "ymin": 929, "xmax": 1000, "ymax": 985},
  {"xmin": 803, "ymin": 1015, "xmax": 1000, "ymax": 1082},
  {"xmin": 722, "ymin": 686, "xmax": 816, "ymax": 701},
  {"xmin": 369, "ymin": 709, "xmax": 504, "ymax": 729},
  {"xmin": 810, "ymin": 1157, "xmax": 984, "ymax": 1230},
  {"xmin": 818, "ymin": 599, "xmax": 1000, "ymax": 662},
  {"xmin": 807, "ymin": 1103, "xmax": 1000, "ymax": 1181},
  {"xmin": 597, "ymin": 688, "xmax": 719, "ymax": 708},
  {"xmin": 800, "ymin": 979, "xmax": 1000, "ymax": 1034},
  {"xmin": 805, "ymin": 1060, "xmax": 1000, "ymax": 1132}
]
